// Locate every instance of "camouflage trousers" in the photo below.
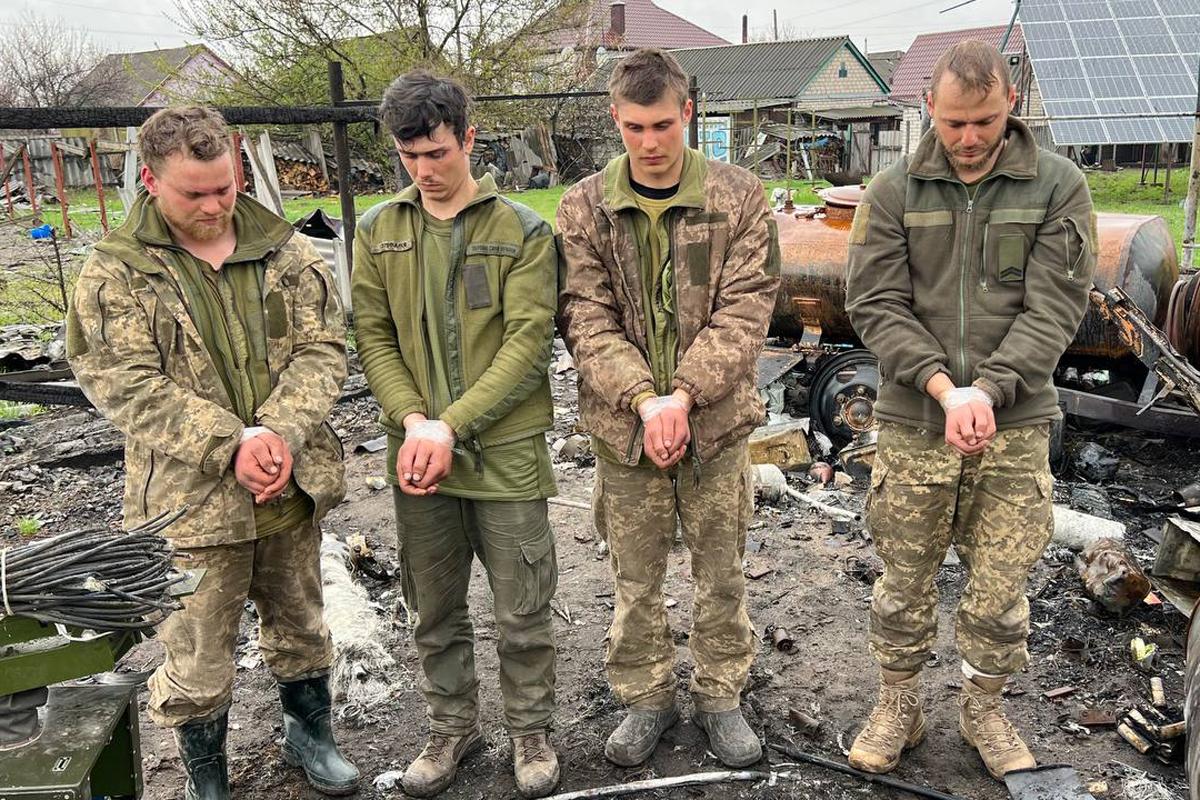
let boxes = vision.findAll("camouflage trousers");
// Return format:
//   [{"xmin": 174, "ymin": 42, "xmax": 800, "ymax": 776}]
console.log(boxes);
[
  {"xmin": 867, "ymin": 422, "xmax": 1054, "ymax": 676},
  {"xmin": 593, "ymin": 439, "xmax": 756, "ymax": 713},
  {"xmin": 392, "ymin": 490, "xmax": 558, "ymax": 737},
  {"xmin": 148, "ymin": 521, "xmax": 332, "ymax": 727}
]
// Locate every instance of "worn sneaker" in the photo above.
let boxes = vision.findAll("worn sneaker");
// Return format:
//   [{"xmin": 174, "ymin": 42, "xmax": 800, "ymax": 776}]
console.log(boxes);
[
  {"xmin": 512, "ymin": 732, "xmax": 559, "ymax": 798},
  {"xmin": 848, "ymin": 668, "xmax": 926, "ymax": 774},
  {"xmin": 604, "ymin": 706, "xmax": 679, "ymax": 766},
  {"xmin": 401, "ymin": 728, "xmax": 484, "ymax": 798},
  {"xmin": 959, "ymin": 675, "xmax": 1036, "ymax": 780},
  {"xmin": 692, "ymin": 708, "xmax": 762, "ymax": 767}
]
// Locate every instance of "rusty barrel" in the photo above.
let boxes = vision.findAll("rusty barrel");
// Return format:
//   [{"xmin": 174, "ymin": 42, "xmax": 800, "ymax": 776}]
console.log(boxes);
[{"xmin": 772, "ymin": 188, "xmax": 1180, "ymax": 361}]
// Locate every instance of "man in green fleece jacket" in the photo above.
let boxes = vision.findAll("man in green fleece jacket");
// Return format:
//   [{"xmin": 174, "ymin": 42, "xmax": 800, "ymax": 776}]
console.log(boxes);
[
  {"xmin": 350, "ymin": 71, "xmax": 560, "ymax": 799},
  {"xmin": 66, "ymin": 107, "xmax": 356, "ymax": 799},
  {"xmin": 845, "ymin": 41, "xmax": 1096, "ymax": 780}
]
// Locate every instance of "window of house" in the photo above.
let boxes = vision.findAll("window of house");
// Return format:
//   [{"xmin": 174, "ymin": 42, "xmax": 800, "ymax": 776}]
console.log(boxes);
[{"xmin": 838, "ymin": 61, "xmax": 848, "ymax": 78}]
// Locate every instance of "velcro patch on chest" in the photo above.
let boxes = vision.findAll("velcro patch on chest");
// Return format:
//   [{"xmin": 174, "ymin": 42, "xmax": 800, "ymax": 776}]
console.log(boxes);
[{"xmin": 372, "ymin": 240, "xmax": 414, "ymax": 253}]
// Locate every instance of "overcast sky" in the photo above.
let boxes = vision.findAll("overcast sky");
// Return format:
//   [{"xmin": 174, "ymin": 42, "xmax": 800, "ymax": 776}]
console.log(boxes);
[{"xmin": 0, "ymin": 0, "xmax": 1018, "ymax": 57}]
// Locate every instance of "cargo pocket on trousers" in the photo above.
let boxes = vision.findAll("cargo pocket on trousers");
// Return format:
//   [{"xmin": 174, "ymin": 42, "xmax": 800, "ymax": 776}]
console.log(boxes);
[
  {"xmin": 865, "ymin": 464, "xmax": 887, "ymax": 522},
  {"xmin": 514, "ymin": 529, "xmax": 558, "ymax": 616}
]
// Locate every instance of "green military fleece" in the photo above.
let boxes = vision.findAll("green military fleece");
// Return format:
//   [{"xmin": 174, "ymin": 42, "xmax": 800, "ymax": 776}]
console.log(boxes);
[
  {"xmin": 66, "ymin": 192, "xmax": 348, "ymax": 548},
  {"xmin": 846, "ymin": 118, "xmax": 1097, "ymax": 430},
  {"xmin": 350, "ymin": 174, "xmax": 558, "ymax": 496}
]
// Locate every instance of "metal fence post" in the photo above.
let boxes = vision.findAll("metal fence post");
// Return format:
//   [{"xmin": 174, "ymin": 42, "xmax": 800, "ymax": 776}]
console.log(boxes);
[
  {"xmin": 329, "ymin": 61, "xmax": 357, "ymax": 275},
  {"xmin": 88, "ymin": 139, "xmax": 109, "ymax": 235},
  {"xmin": 50, "ymin": 141, "xmax": 71, "ymax": 238}
]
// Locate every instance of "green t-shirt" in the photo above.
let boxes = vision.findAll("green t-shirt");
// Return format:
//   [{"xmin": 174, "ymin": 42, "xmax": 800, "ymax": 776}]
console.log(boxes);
[
  {"xmin": 385, "ymin": 206, "xmax": 555, "ymax": 501},
  {"xmin": 142, "ymin": 201, "xmax": 313, "ymax": 536}
]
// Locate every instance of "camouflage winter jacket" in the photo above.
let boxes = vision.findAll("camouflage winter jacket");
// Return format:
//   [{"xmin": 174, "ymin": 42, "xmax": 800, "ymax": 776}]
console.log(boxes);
[
  {"xmin": 66, "ymin": 192, "xmax": 348, "ymax": 548},
  {"xmin": 557, "ymin": 151, "xmax": 781, "ymax": 465}
]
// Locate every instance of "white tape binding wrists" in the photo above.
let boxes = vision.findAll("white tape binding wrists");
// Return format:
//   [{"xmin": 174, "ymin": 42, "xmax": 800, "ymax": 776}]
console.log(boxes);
[
  {"xmin": 408, "ymin": 420, "xmax": 455, "ymax": 446},
  {"xmin": 940, "ymin": 387, "xmax": 993, "ymax": 411},
  {"xmin": 638, "ymin": 395, "xmax": 686, "ymax": 422},
  {"xmin": 240, "ymin": 426, "xmax": 272, "ymax": 443}
]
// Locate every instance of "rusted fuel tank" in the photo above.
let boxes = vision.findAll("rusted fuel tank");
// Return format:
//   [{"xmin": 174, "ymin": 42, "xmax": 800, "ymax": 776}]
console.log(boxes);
[{"xmin": 771, "ymin": 186, "xmax": 1180, "ymax": 360}]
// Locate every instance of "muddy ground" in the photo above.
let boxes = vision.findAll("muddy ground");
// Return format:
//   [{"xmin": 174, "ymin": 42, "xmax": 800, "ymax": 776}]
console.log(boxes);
[{"xmin": 2, "ymin": 362, "xmax": 1195, "ymax": 800}]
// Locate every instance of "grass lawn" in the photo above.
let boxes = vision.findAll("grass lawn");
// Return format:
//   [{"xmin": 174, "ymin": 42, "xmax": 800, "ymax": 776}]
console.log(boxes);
[{"xmin": 1083, "ymin": 167, "xmax": 1187, "ymax": 244}]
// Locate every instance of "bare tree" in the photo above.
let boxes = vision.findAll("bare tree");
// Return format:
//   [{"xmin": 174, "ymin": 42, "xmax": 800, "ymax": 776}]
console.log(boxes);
[{"xmin": 0, "ymin": 11, "xmax": 119, "ymax": 107}]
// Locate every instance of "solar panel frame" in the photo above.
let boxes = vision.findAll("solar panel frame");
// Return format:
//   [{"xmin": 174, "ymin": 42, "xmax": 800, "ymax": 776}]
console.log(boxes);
[{"xmin": 1023, "ymin": 0, "xmax": 1199, "ymax": 145}]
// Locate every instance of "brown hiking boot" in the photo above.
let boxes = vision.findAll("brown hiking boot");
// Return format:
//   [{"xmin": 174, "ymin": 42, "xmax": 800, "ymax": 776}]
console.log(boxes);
[
  {"xmin": 512, "ymin": 732, "xmax": 559, "ymax": 798},
  {"xmin": 848, "ymin": 669, "xmax": 926, "ymax": 774},
  {"xmin": 959, "ymin": 675, "xmax": 1036, "ymax": 780},
  {"xmin": 401, "ymin": 728, "xmax": 484, "ymax": 798}
]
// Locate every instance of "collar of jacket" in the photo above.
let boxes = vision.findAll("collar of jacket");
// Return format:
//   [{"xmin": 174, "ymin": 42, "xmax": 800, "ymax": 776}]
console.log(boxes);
[
  {"xmin": 907, "ymin": 116, "xmax": 1039, "ymax": 183},
  {"xmin": 392, "ymin": 172, "xmax": 500, "ymax": 216},
  {"xmin": 600, "ymin": 148, "xmax": 708, "ymax": 213},
  {"xmin": 95, "ymin": 190, "xmax": 296, "ymax": 276}
]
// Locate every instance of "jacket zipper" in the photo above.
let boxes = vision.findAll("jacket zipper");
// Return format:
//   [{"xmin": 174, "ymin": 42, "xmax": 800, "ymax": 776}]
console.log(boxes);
[
  {"xmin": 624, "ymin": 417, "xmax": 644, "ymax": 462},
  {"xmin": 958, "ymin": 186, "xmax": 974, "ymax": 384},
  {"xmin": 979, "ymin": 222, "xmax": 990, "ymax": 292}
]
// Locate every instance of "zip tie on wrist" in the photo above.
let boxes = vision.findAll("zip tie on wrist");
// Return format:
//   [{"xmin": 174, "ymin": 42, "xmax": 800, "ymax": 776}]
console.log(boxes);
[
  {"xmin": 940, "ymin": 386, "xmax": 993, "ymax": 411},
  {"xmin": 638, "ymin": 395, "xmax": 687, "ymax": 422}
]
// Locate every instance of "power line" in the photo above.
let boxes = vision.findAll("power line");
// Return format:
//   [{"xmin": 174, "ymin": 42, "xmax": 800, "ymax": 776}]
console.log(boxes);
[{"xmin": 22, "ymin": 0, "xmax": 173, "ymax": 20}]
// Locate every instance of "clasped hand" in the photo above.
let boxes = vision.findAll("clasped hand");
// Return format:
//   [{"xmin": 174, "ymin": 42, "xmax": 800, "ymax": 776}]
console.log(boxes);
[
  {"xmin": 639, "ymin": 390, "xmax": 692, "ymax": 469},
  {"xmin": 233, "ymin": 428, "xmax": 293, "ymax": 504},
  {"xmin": 397, "ymin": 414, "xmax": 456, "ymax": 496}
]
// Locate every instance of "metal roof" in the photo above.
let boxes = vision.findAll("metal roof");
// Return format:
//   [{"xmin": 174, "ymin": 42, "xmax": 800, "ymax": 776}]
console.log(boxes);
[
  {"xmin": 73, "ymin": 45, "xmax": 226, "ymax": 107},
  {"xmin": 672, "ymin": 37, "xmax": 884, "ymax": 102},
  {"xmin": 544, "ymin": 0, "xmax": 728, "ymax": 51},
  {"xmin": 816, "ymin": 105, "xmax": 902, "ymax": 121},
  {"xmin": 888, "ymin": 24, "xmax": 1026, "ymax": 101},
  {"xmin": 1022, "ymin": 0, "xmax": 1199, "ymax": 145}
]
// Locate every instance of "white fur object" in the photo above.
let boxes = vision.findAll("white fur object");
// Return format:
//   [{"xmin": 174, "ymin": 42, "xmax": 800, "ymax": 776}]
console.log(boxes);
[
  {"xmin": 320, "ymin": 534, "xmax": 400, "ymax": 725},
  {"xmin": 1051, "ymin": 505, "xmax": 1126, "ymax": 551}
]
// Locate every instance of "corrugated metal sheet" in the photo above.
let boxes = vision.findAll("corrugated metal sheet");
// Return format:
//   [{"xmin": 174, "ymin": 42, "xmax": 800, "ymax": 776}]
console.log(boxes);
[
  {"xmin": 673, "ymin": 38, "xmax": 848, "ymax": 101},
  {"xmin": 0, "ymin": 136, "xmax": 122, "ymax": 190},
  {"xmin": 888, "ymin": 24, "xmax": 1026, "ymax": 102}
]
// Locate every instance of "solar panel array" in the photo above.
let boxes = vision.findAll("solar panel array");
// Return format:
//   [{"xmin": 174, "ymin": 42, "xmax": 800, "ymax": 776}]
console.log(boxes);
[{"xmin": 1020, "ymin": 0, "xmax": 1199, "ymax": 145}]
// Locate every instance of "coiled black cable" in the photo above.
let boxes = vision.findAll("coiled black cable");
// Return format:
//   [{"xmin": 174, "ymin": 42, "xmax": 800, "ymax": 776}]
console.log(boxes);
[
  {"xmin": 1166, "ymin": 270, "xmax": 1200, "ymax": 368},
  {"xmin": 0, "ymin": 509, "xmax": 187, "ymax": 631}
]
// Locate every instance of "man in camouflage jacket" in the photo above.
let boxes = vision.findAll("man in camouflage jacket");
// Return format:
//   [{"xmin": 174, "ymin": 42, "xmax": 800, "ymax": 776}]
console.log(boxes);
[
  {"xmin": 557, "ymin": 48, "xmax": 780, "ymax": 769},
  {"xmin": 66, "ymin": 107, "xmax": 357, "ymax": 799},
  {"xmin": 845, "ymin": 42, "xmax": 1095, "ymax": 781}
]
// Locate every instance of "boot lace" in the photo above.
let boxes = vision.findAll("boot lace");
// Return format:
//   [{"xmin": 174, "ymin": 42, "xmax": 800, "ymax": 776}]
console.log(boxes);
[
  {"xmin": 960, "ymin": 692, "xmax": 1022, "ymax": 756},
  {"xmin": 859, "ymin": 683, "xmax": 919, "ymax": 748},
  {"xmin": 518, "ymin": 734, "xmax": 551, "ymax": 764},
  {"xmin": 420, "ymin": 734, "xmax": 451, "ymax": 763}
]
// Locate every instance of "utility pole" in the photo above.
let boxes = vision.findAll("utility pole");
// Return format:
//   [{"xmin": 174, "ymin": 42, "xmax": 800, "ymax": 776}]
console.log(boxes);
[
  {"xmin": 773, "ymin": 9, "xmax": 778, "ymax": 40},
  {"xmin": 1183, "ymin": 56, "xmax": 1200, "ymax": 271}
]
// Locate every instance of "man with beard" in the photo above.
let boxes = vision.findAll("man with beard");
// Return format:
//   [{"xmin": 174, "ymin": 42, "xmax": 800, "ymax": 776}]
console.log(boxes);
[
  {"xmin": 845, "ymin": 40, "xmax": 1095, "ymax": 780},
  {"xmin": 67, "ymin": 106, "xmax": 357, "ymax": 799}
]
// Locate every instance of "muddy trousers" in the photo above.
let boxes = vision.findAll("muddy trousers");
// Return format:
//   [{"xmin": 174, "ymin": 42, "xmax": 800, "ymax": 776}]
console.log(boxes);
[
  {"xmin": 593, "ymin": 439, "xmax": 757, "ymax": 713},
  {"xmin": 147, "ymin": 522, "xmax": 333, "ymax": 727},
  {"xmin": 867, "ymin": 422, "xmax": 1054, "ymax": 677},
  {"xmin": 392, "ymin": 490, "xmax": 558, "ymax": 737}
]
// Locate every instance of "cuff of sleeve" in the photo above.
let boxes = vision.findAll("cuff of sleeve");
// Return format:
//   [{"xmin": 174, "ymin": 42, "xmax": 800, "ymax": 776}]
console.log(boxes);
[
  {"xmin": 199, "ymin": 419, "xmax": 244, "ymax": 477},
  {"xmin": 438, "ymin": 405, "xmax": 470, "ymax": 440},
  {"xmin": 972, "ymin": 377, "xmax": 1005, "ymax": 408},
  {"xmin": 915, "ymin": 364, "xmax": 950, "ymax": 397},
  {"xmin": 256, "ymin": 413, "xmax": 306, "ymax": 457},
  {"xmin": 617, "ymin": 379, "xmax": 655, "ymax": 412},
  {"xmin": 630, "ymin": 390, "xmax": 656, "ymax": 413},
  {"xmin": 672, "ymin": 376, "xmax": 705, "ymax": 407}
]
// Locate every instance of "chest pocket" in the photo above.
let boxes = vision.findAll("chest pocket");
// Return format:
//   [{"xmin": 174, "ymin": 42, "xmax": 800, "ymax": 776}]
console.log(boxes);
[
  {"xmin": 463, "ymin": 242, "xmax": 518, "ymax": 311},
  {"xmin": 985, "ymin": 209, "xmax": 1043, "ymax": 287},
  {"xmin": 678, "ymin": 212, "xmax": 729, "ymax": 286}
]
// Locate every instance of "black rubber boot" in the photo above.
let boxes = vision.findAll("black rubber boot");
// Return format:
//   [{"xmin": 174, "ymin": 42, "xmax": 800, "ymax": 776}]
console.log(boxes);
[
  {"xmin": 278, "ymin": 675, "xmax": 360, "ymax": 796},
  {"xmin": 175, "ymin": 712, "xmax": 231, "ymax": 800}
]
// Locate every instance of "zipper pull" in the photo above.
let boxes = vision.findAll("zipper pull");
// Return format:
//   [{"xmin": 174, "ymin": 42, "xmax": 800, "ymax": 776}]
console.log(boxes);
[{"xmin": 966, "ymin": 199, "xmax": 974, "ymax": 214}]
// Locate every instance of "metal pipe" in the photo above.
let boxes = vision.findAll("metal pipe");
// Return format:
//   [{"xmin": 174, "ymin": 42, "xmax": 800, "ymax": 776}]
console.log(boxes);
[
  {"xmin": 21, "ymin": 143, "xmax": 38, "ymax": 216},
  {"xmin": 770, "ymin": 742, "xmax": 969, "ymax": 800},
  {"xmin": 1181, "ymin": 55, "xmax": 1200, "ymax": 270},
  {"xmin": 88, "ymin": 139, "xmax": 109, "ymax": 235},
  {"xmin": 49, "ymin": 142, "xmax": 71, "ymax": 238},
  {"xmin": 688, "ymin": 75, "xmax": 699, "ymax": 149}
]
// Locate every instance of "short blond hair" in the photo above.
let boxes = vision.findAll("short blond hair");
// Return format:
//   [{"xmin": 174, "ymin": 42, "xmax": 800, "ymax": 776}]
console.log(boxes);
[
  {"xmin": 609, "ymin": 48, "xmax": 689, "ymax": 106},
  {"xmin": 930, "ymin": 40, "xmax": 1012, "ymax": 99},
  {"xmin": 139, "ymin": 106, "xmax": 230, "ymax": 173}
]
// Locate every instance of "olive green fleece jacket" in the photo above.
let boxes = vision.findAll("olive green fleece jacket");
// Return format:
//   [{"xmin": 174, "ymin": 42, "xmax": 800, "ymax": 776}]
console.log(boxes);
[
  {"xmin": 845, "ymin": 117, "xmax": 1097, "ymax": 430},
  {"xmin": 351, "ymin": 174, "xmax": 558, "ymax": 456}
]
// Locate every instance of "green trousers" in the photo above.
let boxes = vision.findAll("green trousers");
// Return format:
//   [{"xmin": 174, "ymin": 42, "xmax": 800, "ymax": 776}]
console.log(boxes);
[
  {"xmin": 393, "ymin": 490, "xmax": 558, "ymax": 736},
  {"xmin": 148, "ymin": 521, "xmax": 332, "ymax": 727},
  {"xmin": 593, "ymin": 439, "xmax": 757, "ymax": 713},
  {"xmin": 867, "ymin": 422, "xmax": 1054, "ymax": 676}
]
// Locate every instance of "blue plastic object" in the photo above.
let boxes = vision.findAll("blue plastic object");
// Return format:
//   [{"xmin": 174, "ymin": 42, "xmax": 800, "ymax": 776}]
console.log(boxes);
[{"xmin": 30, "ymin": 224, "xmax": 54, "ymax": 240}]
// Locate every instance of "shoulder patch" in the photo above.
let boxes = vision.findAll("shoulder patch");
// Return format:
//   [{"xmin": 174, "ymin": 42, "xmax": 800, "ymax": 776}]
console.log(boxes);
[
  {"xmin": 850, "ymin": 202, "xmax": 871, "ymax": 246},
  {"xmin": 357, "ymin": 200, "xmax": 396, "ymax": 236}
]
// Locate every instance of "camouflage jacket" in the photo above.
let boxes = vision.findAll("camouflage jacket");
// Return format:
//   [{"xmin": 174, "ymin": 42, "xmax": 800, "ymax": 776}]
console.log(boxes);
[
  {"xmin": 846, "ymin": 118, "xmax": 1096, "ymax": 430},
  {"xmin": 66, "ymin": 192, "xmax": 348, "ymax": 548},
  {"xmin": 557, "ymin": 151, "xmax": 781, "ymax": 465}
]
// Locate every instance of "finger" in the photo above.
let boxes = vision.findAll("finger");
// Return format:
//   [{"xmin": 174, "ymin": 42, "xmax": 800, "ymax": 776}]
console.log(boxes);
[
  {"xmin": 262, "ymin": 435, "xmax": 286, "ymax": 466},
  {"xmin": 661, "ymin": 414, "xmax": 678, "ymax": 451},
  {"xmin": 249, "ymin": 442, "xmax": 279, "ymax": 475},
  {"xmin": 400, "ymin": 444, "xmax": 418, "ymax": 483},
  {"xmin": 399, "ymin": 481, "xmax": 429, "ymax": 496},
  {"xmin": 646, "ymin": 422, "xmax": 668, "ymax": 462},
  {"xmin": 411, "ymin": 442, "xmax": 434, "ymax": 482}
]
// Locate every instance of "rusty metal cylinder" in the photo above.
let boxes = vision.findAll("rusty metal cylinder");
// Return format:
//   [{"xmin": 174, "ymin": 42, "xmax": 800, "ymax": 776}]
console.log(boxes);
[{"xmin": 772, "ymin": 193, "xmax": 1180, "ymax": 361}]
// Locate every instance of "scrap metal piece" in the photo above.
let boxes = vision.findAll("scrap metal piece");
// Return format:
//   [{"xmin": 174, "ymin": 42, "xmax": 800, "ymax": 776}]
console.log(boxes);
[
  {"xmin": 1004, "ymin": 765, "xmax": 1097, "ymax": 800},
  {"xmin": 1173, "ymin": 481, "xmax": 1200, "ymax": 509},
  {"xmin": 1089, "ymin": 287, "xmax": 1200, "ymax": 415}
]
